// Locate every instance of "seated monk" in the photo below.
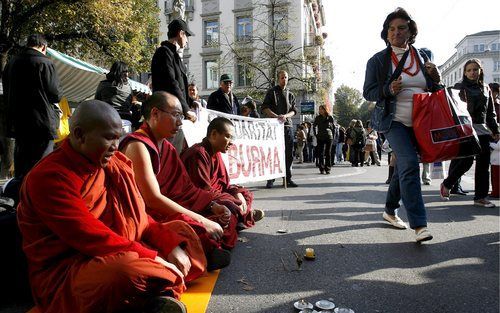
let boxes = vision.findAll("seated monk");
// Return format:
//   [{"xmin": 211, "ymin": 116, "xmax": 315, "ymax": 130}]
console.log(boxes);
[
  {"xmin": 180, "ymin": 117, "xmax": 264, "ymax": 229},
  {"xmin": 17, "ymin": 100, "xmax": 206, "ymax": 313},
  {"xmin": 119, "ymin": 91, "xmax": 240, "ymax": 270}
]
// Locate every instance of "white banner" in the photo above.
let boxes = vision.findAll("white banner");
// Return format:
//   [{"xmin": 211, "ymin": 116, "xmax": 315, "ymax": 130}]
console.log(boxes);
[{"xmin": 182, "ymin": 108, "xmax": 286, "ymax": 184}]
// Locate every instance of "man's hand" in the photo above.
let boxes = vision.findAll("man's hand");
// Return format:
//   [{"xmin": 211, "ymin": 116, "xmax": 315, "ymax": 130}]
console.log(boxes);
[
  {"xmin": 185, "ymin": 111, "xmax": 197, "ymax": 122},
  {"xmin": 277, "ymin": 114, "xmax": 286, "ymax": 123},
  {"xmin": 236, "ymin": 193, "xmax": 247, "ymax": 214},
  {"xmin": 201, "ymin": 217, "xmax": 224, "ymax": 241},
  {"xmin": 166, "ymin": 246, "xmax": 192, "ymax": 277},
  {"xmin": 211, "ymin": 202, "xmax": 231, "ymax": 227},
  {"xmin": 154, "ymin": 255, "xmax": 184, "ymax": 279}
]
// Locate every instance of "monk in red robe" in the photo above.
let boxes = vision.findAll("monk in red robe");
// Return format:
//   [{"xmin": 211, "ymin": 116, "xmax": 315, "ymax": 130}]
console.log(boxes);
[
  {"xmin": 180, "ymin": 117, "xmax": 264, "ymax": 229},
  {"xmin": 17, "ymin": 100, "xmax": 205, "ymax": 313},
  {"xmin": 119, "ymin": 92, "xmax": 239, "ymax": 270}
]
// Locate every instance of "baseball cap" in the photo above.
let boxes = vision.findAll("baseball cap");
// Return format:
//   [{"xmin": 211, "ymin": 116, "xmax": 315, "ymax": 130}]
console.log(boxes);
[
  {"xmin": 168, "ymin": 19, "xmax": 194, "ymax": 37},
  {"xmin": 220, "ymin": 74, "xmax": 233, "ymax": 82}
]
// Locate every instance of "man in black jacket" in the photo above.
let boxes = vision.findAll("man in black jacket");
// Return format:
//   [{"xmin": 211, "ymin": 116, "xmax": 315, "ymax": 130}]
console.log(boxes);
[
  {"xmin": 151, "ymin": 19, "xmax": 196, "ymax": 122},
  {"xmin": 261, "ymin": 70, "xmax": 298, "ymax": 188},
  {"xmin": 3, "ymin": 34, "xmax": 62, "ymax": 180},
  {"xmin": 207, "ymin": 74, "xmax": 240, "ymax": 115}
]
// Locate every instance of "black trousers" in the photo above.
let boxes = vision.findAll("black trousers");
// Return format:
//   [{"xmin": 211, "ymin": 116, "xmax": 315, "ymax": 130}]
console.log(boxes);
[
  {"xmin": 350, "ymin": 145, "xmax": 363, "ymax": 166},
  {"xmin": 14, "ymin": 136, "xmax": 54, "ymax": 179},
  {"xmin": 443, "ymin": 135, "xmax": 491, "ymax": 200},
  {"xmin": 317, "ymin": 137, "xmax": 332, "ymax": 171},
  {"xmin": 268, "ymin": 126, "xmax": 294, "ymax": 183}
]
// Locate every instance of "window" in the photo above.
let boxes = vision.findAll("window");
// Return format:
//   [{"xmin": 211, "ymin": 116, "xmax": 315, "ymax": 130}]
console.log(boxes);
[
  {"xmin": 204, "ymin": 20, "xmax": 219, "ymax": 47},
  {"xmin": 237, "ymin": 58, "xmax": 252, "ymax": 87},
  {"xmin": 204, "ymin": 60, "xmax": 218, "ymax": 89},
  {"xmin": 494, "ymin": 61, "xmax": 500, "ymax": 72},
  {"xmin": 492, "ymin": 43, "xmax": 498, "ymax": 51},
  {"xmin": 473, "ymin": 44, "xmax": 485, "ymax": 52},
  {"xmin": 236, "ymin": 17, "xmax": 252, "ymax": 42}
]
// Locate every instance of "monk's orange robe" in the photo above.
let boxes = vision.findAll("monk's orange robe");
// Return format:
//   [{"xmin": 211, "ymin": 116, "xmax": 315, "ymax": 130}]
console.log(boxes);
[
  {"xmin": 180, "ymin": 138, "xmax": 255, "ymax": 228},
  {"xmin": 17, "ymin": 140, "xmax": 206, "ymax": 313},
  {"xmin": 120, "ymin": 123, "xmax": 239, "ymax": 250}
]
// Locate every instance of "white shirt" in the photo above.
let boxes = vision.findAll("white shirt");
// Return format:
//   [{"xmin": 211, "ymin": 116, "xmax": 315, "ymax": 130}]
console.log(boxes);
[{"xmin": 392, "ymin": 46, "xmax": 427, "ymax": 127}]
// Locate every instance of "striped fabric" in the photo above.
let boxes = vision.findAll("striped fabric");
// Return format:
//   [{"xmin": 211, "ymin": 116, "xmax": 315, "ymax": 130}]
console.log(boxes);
[{"xmin": 47, "ymin": 48, "xmax": 151, "ymax": 103}]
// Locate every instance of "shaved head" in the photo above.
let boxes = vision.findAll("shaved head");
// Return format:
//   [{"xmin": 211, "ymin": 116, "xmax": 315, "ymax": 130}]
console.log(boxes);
[
  {"xmin": 70, "ymin": 100, "xmax": 123, "ymax": 167},
  {"xmin": 70, "ymin": 100, "xmax": 122, "ymax": 134},
  {"xmin": 142, "ymin": 91, "xmax": 180, "ymax": 120}
]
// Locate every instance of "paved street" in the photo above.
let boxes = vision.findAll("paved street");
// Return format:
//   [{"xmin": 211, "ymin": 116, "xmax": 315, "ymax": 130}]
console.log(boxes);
[
  {"xmin": 207, "ymin": 160, "xmax": 499, "ymax": 313},
  {"xmin": 1, "ymin": 159, "xmax": 499, "ymax": 313}
]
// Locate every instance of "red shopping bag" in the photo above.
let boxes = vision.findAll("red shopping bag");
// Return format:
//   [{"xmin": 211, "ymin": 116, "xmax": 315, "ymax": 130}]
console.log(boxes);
[{"xmin": 412, "ymin": 88, "xmax": 480, "ymax": 163}]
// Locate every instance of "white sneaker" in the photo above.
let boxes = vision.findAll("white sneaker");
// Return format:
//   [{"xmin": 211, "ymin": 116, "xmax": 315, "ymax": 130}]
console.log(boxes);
[
  {"xmin": 415, "ymin": 227, "xmax": 433, "ymax": 242},
  {"xmin": 382, "ymin": 212, "xmax": 408, "ymax": 229},
  {"xmin": 474, "ymin": 199, "xmax": 495, "ymax": 208}
]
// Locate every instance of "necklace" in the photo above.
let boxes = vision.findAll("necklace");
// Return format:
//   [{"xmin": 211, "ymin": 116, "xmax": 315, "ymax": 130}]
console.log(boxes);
[{"xmin": 391, "ymin": 48, "xmax": 420, "ymax": 77}]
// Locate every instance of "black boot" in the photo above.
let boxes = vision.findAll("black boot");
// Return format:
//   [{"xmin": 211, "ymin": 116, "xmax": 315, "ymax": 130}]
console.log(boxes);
[
  {"xmin": 386, "ymin": 166, "xmax": 394, "ymax": 184},
  {"xmin": 207, "ymin": 248, "xmax": 231, "ymax": 271},
  {"xmin": 450, "ymin": 183, "xmax": 467, "ymax": 195}
]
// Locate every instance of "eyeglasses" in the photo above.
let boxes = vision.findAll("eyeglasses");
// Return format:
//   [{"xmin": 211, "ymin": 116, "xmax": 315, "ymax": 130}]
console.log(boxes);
[{"xmin": 157, "ymin": 107, "xmax": 184, "ymax": 120}]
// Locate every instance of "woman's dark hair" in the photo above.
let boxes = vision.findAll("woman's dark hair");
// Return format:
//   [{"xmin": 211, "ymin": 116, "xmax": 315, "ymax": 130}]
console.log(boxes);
[
  {"xmin": 463, "ymin": 59, "xmax": 484, "ymax": 85},
  {"xmin": 246, "ymin": 100, "xmax": 256, "ymax": 111},
  {"xmin": 318, "ymin": 104, "xmax": 330, "ymax": 115},
  {"xmin": 106, "ymin": 61, "xmax": 129, "ymax": 86},
  {"xmin": 489, "ymin": 83, "xmax": 500, "ymax": 93},
  {"xmin": 381, "ymin": 7, "xmax": 418, "ymax": 46}
]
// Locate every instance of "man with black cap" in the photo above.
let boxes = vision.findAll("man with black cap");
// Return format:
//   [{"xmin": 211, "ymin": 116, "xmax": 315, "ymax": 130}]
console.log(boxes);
[
  {"xmin": 151, "ymin": 19, "xmax": 196, "ymax": 122},
  {"xmin": 207, "ymin": 74, "xmax": 240, "ymax": 115}
]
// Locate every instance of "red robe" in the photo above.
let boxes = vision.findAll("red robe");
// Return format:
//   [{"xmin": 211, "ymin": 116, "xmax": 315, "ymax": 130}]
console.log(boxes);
[
  {"xmin": 17, "ymin": 140, "xmax": 206, "ymax": 313},
  {"xmin": 180, "ymin": 138, "xmax": 255, "ymax": 228},
  {"xmin": 119, "ymin": 123, "xmax": 238, "ymax": 250}
]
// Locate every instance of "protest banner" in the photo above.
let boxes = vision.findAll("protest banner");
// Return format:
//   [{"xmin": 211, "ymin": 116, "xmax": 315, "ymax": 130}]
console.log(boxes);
[{"xmin": 182, "ymin": 108, "xmax": 286, "ymax": 184}]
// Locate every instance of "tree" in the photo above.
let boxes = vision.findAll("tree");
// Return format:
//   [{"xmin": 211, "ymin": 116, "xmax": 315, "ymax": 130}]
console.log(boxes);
[
  {"xmin": 0, "ymin": 0, "xmax": 159, "ymax": 77},
  {"xmin": 333, "ymin": 84, "xmax": 364, "ymax": 127},
  {"xmin": 358, "ymin": 100, "xmax": 375, "ymax": 126},
  {"xmin": 221, "ymin": 0, "xmax": 312, "ymax": 92}
]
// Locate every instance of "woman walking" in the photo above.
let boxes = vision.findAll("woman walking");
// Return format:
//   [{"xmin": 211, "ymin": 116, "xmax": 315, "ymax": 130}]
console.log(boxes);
[
  {"xmin": 313, "ymin": 105, "xmax": 335, "ymax": 174},
  {"xmin": 440, "ymin": 59, "xmax": 500, "ymax": 207},
  {"xmin": 363, "ymin": 8, "xmax": 442, "ymax": 242}
]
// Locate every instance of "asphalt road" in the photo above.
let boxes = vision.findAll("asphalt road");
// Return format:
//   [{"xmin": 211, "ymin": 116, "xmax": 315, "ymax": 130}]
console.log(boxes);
[
  {"xmin": 206, "ymin": 160, "xmax": 499, "ymax": 313},
  {"xmin": 1, "ymin": 159, "xmax": 498, "ymax": 313}
]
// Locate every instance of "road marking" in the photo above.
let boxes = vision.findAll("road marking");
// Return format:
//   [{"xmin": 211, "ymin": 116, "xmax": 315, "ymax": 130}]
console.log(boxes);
[{"xmin": 294, "ymin": 166, "xmax": 367, "ymax": 182}]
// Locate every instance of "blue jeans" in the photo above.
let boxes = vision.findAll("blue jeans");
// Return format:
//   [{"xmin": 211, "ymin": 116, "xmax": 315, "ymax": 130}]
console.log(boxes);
[
  {"xmin": 384, "ymin": 121, "xmax": 427, "ymax": 229},
  {"xmin": 336, "ymin": 143, "xmax": 344, "ymax": 162}
]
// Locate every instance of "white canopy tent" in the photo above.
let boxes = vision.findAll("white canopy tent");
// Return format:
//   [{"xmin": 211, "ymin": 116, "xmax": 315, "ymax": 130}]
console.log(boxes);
[{"xmin": 47, "ymin": 48, "xmax": 151, "ymax": 103}]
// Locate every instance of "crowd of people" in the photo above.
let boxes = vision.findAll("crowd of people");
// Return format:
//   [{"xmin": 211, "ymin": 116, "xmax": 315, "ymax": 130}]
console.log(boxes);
[
  {"xmin": 292, "ymin": 117, "xmax": 385, "ymax": 171},
  {"xmin": 0, "ymin": 7, "xmax": 499, "ymax": 313}
]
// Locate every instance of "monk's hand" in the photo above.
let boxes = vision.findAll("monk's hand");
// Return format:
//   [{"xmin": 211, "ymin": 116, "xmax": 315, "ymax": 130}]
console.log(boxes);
[
  {"xmin": 167, "ymin": 246, "xmax": 192, "ymax": 277},
  {"xmin": 211, "ymin": 203, "xmax": 231, "ymax": 227},
  {"xmin": 277, "ymin": 114, "xmax": 286, "ymax": 123},
  {"xmin": 154, "ymin": 256, "xmax": 184, "ymax": 279},
  {"xmin": 202, "ymin": 218, "xmax": 224, "ymax": 240},
  {"xmin": 236, "ymin": 193, "xmax": 248, "ymax": 215}
]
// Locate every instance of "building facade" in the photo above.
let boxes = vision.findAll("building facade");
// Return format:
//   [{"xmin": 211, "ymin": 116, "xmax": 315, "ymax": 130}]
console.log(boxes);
[
  {"xmin": 158, "ymin": 0, "xmax": 333, "ymax": 121},
  {"xmin": 439, "ymin": 30, "xmax": 500, "ymax": 87}
]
